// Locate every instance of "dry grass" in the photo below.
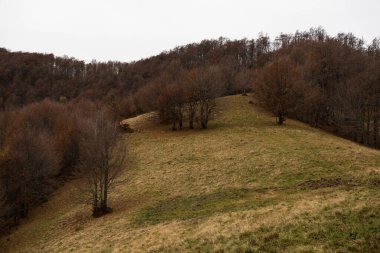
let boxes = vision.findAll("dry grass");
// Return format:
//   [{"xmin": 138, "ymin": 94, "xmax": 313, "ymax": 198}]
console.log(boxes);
[
  {"xmin": 1, "ymin": 95, "xmax": 380, "ymax": 253},
  {"xmin": 120, "ymin": 111, "xmax": 160, "ymax": 132}
]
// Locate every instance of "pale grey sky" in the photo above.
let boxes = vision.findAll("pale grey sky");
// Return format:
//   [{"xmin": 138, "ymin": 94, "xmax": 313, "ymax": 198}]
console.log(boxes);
[{"xmin": 0, "ymin": 0, "xmax": 379, "ymax": 62}]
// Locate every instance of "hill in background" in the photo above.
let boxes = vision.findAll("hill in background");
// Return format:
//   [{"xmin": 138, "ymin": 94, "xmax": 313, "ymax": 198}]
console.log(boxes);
[{"xmin": 1, "ymin": 95, "xmax": 379, "ymax": 252}]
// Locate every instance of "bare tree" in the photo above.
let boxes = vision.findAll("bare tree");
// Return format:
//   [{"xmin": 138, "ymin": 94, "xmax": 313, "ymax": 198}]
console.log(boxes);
[
  {"xmin": 77, "ymin": 110, "xmax": 126, "ymax": 216},
  {"xmin": 11, "ymin": 126, "xmax": 59, "ymax": 217},
  {"xmin": 235, "ymin": 68, "xmax": 253, "ymax": 95},
  {"xmin": 254, "ymin": 56, "xmax": 302, "ymax": 125},
  {"xmin": 185, "ymin": 75, "xmax": 198, "ymax": 129},
  {"xmin": 193, "ymin": 66, "xmax": 225, "ymax": 128}
]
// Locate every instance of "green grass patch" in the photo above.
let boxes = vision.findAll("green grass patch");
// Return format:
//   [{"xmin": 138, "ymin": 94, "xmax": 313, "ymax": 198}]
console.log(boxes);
[
  {"xmin": 155, "ymin": 205, "xmax": 380, "ymax": 253},
  {"xmin": 134, "ymin": 188, "xmax": 280, "ymax": 226}
]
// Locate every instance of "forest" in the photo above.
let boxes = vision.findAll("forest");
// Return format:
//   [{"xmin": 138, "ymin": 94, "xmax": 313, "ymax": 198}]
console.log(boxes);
[{"xmin": 0, "ymin": 27, "xmax": 379, "ymax": 233}]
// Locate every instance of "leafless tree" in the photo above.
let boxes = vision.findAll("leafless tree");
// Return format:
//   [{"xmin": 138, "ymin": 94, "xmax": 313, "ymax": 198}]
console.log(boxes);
[
  {"xmin": 235, "ymin": 68, "xmax": 253, "ymax": 95},
  {"xmin": 185, "ymin": 77, "xmax": 198, "ymax": 129},
  {"xmin": 77, "ymin": 110, "xmax": 126, "ymax": 216},
  {"xmin": 254, "ymin": 56, "xmax": 302, "ymax": 125},
  {"xmin": 193, "ymin": 66, "xmax": 225, "ymax": 128},
  {"xmin": 9, "ymin": 125, "xmax": 60, "ymax": 217}
]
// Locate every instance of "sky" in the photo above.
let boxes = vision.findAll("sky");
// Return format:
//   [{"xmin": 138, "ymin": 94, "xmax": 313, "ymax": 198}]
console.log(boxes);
[{"xmin": 0, "ymin": 0, "xmax": 379, "ymax": 63}]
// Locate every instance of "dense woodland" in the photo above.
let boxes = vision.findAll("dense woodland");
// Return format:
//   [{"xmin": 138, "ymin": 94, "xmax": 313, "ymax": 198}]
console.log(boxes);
[{"xmin": 0, "ymin": 27, "xmax": 380, "ymax": 233}]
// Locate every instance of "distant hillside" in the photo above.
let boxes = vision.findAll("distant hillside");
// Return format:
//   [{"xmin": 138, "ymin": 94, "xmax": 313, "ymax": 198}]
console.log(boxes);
[
  {"xmin": 1, "ymin": 95, "xmax": 379, "ymax": 252},
  {"xmin": 1, "ymin": 28, "xmax": 379, "ymax": 150}
]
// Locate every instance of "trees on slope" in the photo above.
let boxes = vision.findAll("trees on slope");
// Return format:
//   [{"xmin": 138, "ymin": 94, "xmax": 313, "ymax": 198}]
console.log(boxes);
[
  {"xmin": 5, "ymin": 125, "xmax": 60, "ymax": 220},
  {"xmin": 0, "ymin": 100, "xmax": 127, "ymax": 232},
  {"xmin": 157, "ymin": 82, "xmax": 186, "ymax": 131},
  {"xmin": 250, "ymin": 32, "xmax": 380, "ymax": 151},
  {"xmin": 191, "ymin": 66, "xmax": 225, "ymax": 128},
  {"xmin": 156, "ymin": 65, "xmax": 226, "ymax": 130},
  {"xmin": 0, "ymin": 103, "xmax": 63, "ymax": 226},
  {"xmin": 254, "ymin": 56, "xmax": 303, "ymax": 125}
]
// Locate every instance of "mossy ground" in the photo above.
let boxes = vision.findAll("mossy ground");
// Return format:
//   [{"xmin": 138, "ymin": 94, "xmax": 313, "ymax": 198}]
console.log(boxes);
[{"xmin": 1, "ymin": 95, "xmax": 379, "ymax": 252}]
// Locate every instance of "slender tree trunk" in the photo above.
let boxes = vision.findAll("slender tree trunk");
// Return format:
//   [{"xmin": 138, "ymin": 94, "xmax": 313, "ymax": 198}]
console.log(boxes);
[
  {"xmin": 188, "ymin": 103, "xmax": 196, "ymax": 129},
  {"xmin": 367, "ymin": 107, "xmax": 371, "ymax": 145},
  {"xmin": 178, "ymin": 109, "xmax": 183, "ymax": 130},
  {"xmin": 172, "ymin": 120, "xmax": 176, "ymax": 131},
  {"xmin": 13, "ymin": 214, "xmax": 19, "ymax": 225},
  {"xmin": 92, "ymin": 181, "xmax": 98, "ymax": 215},
  {"xmin": 20, "ymin": 202, "xmax": 28, "ymax": 218},
  {"xmin": 99, "ymin": 174, "xmax": 103, "ymax": 212},
  {"xmin": 200, "ymin": 109, "xmax": 207, "ymax": 129},
  {"xmin": 201, "ymin": 120, "xmax": 207, "ymax": 129},
  {"xmin": 374, "ymin": 105, "xmax": 378, "ymax": 148},
  {"xmin": 189, "ymin": 113, "xmax": 194, "ymax": 129},
  {"xmin": 360, "ymin": 111, "xmax": 365, "ymax": 144},
  {"xmin": 102, "ymin": 165, "xmax": 109, "ymax": 212},
  {"xmin": 200, "ymin": 105, "xmax": 204, "ymax": 128},
  {"xmin": 278, "ymin": 112, "xmax": 284, "ymax": 125}
]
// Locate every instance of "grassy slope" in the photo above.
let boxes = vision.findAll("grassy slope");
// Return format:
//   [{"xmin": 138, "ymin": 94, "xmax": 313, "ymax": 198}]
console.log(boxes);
[{"xmin": 1, "ymin": 95, "xmax": 380, "ymax": 253}]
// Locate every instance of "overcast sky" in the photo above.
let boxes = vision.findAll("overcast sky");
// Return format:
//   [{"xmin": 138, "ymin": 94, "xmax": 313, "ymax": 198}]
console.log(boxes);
[{"xmin": 0, "ymin": 0, "xmax": 379, "ymax": 62}]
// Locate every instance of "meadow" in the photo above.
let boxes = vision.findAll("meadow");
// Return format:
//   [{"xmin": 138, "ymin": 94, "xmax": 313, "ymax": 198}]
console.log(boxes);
[{"xmin": 1, "ymin": 95, "xmax": 379, "ymax": 253}]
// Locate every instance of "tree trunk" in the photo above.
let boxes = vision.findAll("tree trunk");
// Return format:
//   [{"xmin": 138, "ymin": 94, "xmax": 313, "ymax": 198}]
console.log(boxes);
[
  {"xmin": 172, "ymin": 120, "xmax": 176, "ymax": 131},
  {"xmin": 92, "ymin": 181, "xmax": 98, "ymax": 215},
  {"xmin": 20, "ymin": 202, "xmax": 28, "ymax": 218},
  {"xmin": 367, "ymin": 107, "xmax": 371, "ymax": 145},
  {"xmin": 189, "ymin": 115, "xmax": 194, "ymax": 129},
  {"xmin": 179, "ymin": 117, "xmax": 183, "ymax": 130},
  {"xmin": 178, "ymin": 108, "xmax": 183, "ymax": 130},
  {"xmin": 102, "ymin": 166, "xmax": 109, "ymax": 212},
  {"xmin": 278, "ymin": 112, "xmax": 284, "ymax": 125},
  {"xmin": 360, "ymin": 111, "xmax": 365, "ymax": 144},
  {"xmin": 99, "ymin": 176, "xmax": 103, "ymax": 212},
  {"xmin": 188, "ymin": 102, "xmax": 196, "ymax": 129},
  {"xmin": 374, "ymin": 106, "xmax": 378, "ymax": 148},
  {"xmin": 189, "ymin": 107, "xmax": 195, "ymax": 129},
  {"xmin": 201, "ymin": 113, "xmax": 208, "ymax": 129},
  {"xmin": 13, "ymin": 214, "xmax": 19, "ymax": 225},
  {"xmin": 200, "ymin": 103, "xmax": 209, "ymax": 129}
]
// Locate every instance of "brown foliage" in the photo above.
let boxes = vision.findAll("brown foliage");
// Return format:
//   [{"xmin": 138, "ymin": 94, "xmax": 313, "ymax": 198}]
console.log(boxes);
[
  {"xmin": 0, "ymin": 100, "xmax": 92, "ymax": 232},
  {"xmin": 254, "ymin": 56, "xmax": 303, "ymax": 124}
]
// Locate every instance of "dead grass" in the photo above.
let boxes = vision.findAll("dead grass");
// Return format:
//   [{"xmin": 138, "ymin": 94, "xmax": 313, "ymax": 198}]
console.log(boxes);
[
  {"xmin": 1, "ymin": 95, "xmax": 379, "ymax": 253},
  {"xmin": 120, "ymin": 111, "xmax": 160, "ymax": 132}
]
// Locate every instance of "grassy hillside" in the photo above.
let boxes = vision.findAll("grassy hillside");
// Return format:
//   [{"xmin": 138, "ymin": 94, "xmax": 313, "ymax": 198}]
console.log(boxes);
[{"xmin": 1, "ymin": 95, "xmax": 380, "ymax": 253}]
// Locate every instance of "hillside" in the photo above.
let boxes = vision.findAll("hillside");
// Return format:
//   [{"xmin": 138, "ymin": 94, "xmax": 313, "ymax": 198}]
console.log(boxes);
[{"xmin": 1, "ymin": 95, "xmax": 380, "ymax": 253}]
